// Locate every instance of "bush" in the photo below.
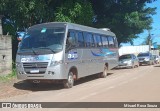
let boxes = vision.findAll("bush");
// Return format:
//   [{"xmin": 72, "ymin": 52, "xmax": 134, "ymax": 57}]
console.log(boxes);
[{"xmin": 0, "ymin": 68, "xmax": 16, "ymax": 82}]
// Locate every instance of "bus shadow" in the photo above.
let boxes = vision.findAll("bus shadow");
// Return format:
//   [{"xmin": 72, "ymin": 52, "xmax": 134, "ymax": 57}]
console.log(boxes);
[
  {"xmin": 112, "ymin": 67, "xmax": 132, "ymax": 70},
  {"xmin": 74, "ymin": 72, "xmax": 113, "ymax": 86},
  {"xmin": 13, "ymin": 81, "xmax": 63, "ymax": 92},
  {"xmin": 75, "ymin": 73, "xmax": 100, "ymax": 86},
  {"xmin": 14, "ymin": 72, "xmax": 114, "ymax": 91},
  {"xmin": 107, "ymin": 72, "xmax": 114, "ymax": 76},
  {"xmin": 154, "ymin": 65, "xmax": 160, "ymax": 67}
]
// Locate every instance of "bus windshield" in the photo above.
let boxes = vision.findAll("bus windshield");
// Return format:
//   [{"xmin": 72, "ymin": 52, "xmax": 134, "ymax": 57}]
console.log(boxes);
[{"xmin": 19, "ymin": 27, "xmax": 65, "ymax": 54}]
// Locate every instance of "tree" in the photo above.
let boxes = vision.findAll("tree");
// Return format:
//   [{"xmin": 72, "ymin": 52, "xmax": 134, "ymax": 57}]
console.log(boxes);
[
  {"xmin": 90, "ymin": 0, "xmax": 157, "ymax": 45},
  {"xmin": 55, "ymin": 0, "xmax": 94, "ymax": 26},
  {"xmin": 0, "ymin": 0, "xmax": 94, "ymax": 61},
  {"xmin": 0, "ymin": 0, "xmax": 57, "ymax": 60},
  {"xmin": 0, "ymin": 0, "xmax": 57, "ymax": 33},
  {"xmin": 0, "ymin": 0, "xmax": 93, "ymax": 33},
  {"xmin": 1, "ymin": 0, "xmax": 157, "ymax": 44},
  {"xmin": 0, "ymin": 0, "xmax": 157, "ymax": 61}
]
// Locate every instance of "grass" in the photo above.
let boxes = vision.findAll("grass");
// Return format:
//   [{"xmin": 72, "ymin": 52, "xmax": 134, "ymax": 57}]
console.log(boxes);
[{"xmin": 0, "ymin": 69, "xmax": 17, "ymax": 82}]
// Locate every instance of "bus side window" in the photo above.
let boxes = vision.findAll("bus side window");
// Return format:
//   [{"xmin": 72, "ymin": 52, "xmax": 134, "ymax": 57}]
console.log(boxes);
[
  {"xmin": 94, "ymin": 34, "xmax": 102, "ymax": 47},
  {"xmin": 83, "ymin": 32, "xmax": 89, "ymax": 47},
  {"xmin": 84, "ymin": 32, "xmax": 95, "ymax": 47},
  {"xmin": 108, "ymin": 36, "xmax": 114, "ymax": 48},
  {"xmin": 77, "ymin": 31, "xmax": 84, "ymax": 47},
  {"xmin": 88, "ymin": 33, "xmax": 95, "ymax": 47},
  {"xmin": 101, "ymin": 36, "xmax": 108, "ymax": 47},
  {"xmin": 66, "ymin": 30, "xmax": 76, "ymax": 49}
]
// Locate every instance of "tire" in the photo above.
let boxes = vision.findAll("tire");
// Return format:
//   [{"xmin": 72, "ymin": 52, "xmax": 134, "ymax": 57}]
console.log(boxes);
[
  {"xmin": 100, "ymin": 66, "xmax": 108, "ymax": 78},
  {"xmin": 137, "ymin": 63, "xmax": 139, "ymax": 68},
  {"xmin": 63, "ymin": 72, "xmax": 74, "ymax": 88}
]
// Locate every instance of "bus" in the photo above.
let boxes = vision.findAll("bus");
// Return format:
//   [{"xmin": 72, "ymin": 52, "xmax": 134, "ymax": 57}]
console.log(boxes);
[{"xmin": 16, "ymin": 22, "xmax": 119, "ymax": 88}]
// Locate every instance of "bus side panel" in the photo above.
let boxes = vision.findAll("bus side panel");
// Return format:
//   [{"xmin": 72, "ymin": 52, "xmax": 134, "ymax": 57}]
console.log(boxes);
[
  {"xmin": 64, "ymin": 48, "xmax": 89, "ymax": 78},
  {"xmin": 106, "ymin": 48, "xmax": 119, "ymax": 69}
]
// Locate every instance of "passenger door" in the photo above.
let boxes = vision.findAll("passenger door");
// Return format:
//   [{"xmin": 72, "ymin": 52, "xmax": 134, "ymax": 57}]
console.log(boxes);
[{"xmin": 65, "ymin": 30, "xmax": 82, "ymax": 77}]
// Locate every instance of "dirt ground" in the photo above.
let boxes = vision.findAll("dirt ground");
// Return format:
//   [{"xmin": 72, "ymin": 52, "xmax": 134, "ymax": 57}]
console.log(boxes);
[
  {"xmin": 0, "ymin": 78, "xmax": 30, "ymax": 99},
  {"xmin": 0, "ymin": 77, "xmax": 64, "ymax": 99},
  {"xmin": 1, "ymin": 65, "xmax": 160, "ymax": 102}
]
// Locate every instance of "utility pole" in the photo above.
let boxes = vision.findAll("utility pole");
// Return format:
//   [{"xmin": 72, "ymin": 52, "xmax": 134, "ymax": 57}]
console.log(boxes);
[{"xmin": 148, "ymin": 30, "xmax": 152, "ymax": 52}]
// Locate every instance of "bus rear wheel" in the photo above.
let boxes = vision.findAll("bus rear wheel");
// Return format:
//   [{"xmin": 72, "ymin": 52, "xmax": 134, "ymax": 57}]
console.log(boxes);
[
  {"xmin": 63, "ymin": 72, "xmax": 74, "ymax": 88},
  {"xmin": 100, "ymin": 66, "xmax": 108, "ymax": 78}
]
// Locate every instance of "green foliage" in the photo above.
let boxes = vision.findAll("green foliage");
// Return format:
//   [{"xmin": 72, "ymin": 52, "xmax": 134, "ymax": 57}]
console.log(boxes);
[
  {"xmin": 0, "ymin": 0, "xmax": 157, "ymax": 46},
  {"xmin": 90, "ymin": 0, "xmax": 157, "ymax": 45},
  {"xmin": 0, "ymin": 69, "xmax": 16, "ymax": 82},
  {"xmin": 55, "ymin": 0, "xmax": 94, "ymax": 26}
]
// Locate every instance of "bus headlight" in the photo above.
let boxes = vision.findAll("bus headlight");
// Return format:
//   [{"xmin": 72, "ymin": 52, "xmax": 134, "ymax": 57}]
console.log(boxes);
[{"xmin": 50, "ymin": 60, "xmax": 63, "ymax": 66}]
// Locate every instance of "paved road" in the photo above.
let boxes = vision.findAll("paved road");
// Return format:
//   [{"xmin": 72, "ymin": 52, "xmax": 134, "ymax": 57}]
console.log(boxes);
[{"xmin": 0, "ymin": 64, "xmax": 160, "ymax": 111}]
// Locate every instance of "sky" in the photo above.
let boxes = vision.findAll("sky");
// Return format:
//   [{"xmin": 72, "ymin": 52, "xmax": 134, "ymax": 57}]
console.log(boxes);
[{"xmin": 122, "ymin": 0, "xmax": 160, "ymax": 46}]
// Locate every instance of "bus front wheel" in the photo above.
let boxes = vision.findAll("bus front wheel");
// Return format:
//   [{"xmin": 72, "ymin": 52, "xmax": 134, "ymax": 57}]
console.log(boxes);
[{"xmin": 63, "ymin": 72, "xmax": 74, "ymax": 88}]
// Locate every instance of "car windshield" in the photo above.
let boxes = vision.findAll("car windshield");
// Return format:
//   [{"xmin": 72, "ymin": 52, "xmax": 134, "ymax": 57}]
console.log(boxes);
[
  {"xmin": 18, "ymin": 27, "xmax": 65, "ymax": 54},
  {"xmin": 137, "ymin": 53, "xmax": 149, "ymax": 57},
  {"xmin": 119, "ymin": 55, "xmax": 131, "ymax": 60}
]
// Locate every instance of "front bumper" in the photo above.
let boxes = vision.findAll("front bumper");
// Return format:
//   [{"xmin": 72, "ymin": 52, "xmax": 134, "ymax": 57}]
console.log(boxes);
[
  {"xmin": 16, "ymin": 64, "xmax": 67, "ymax": 80},
  {"xmin": 139, "ymin": 60, "xmax": 150, "ymax": 64},
  {"xmin": 117, "ymin": 63, "xmax": 133, "ymax": 68}
]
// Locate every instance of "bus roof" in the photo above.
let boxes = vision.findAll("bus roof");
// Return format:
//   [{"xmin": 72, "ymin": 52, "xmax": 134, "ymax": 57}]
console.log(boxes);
[{"xmin": 29, "ymin": 22, "xmax": 116, "ymax": 37}]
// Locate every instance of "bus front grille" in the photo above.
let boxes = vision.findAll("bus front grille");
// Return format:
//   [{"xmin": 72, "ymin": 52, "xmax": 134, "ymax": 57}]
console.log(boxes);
[{"xmin": 23, "ymin": 62, "xmax": 48, "ymax": 74}]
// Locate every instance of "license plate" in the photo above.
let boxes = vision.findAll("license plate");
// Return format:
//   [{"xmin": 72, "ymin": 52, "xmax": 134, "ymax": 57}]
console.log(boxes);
[{"xmin": 30, "ymin": 69, "xmax": 39, "ymax": 73}]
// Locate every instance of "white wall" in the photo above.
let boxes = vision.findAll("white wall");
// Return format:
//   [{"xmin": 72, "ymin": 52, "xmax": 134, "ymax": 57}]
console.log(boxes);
[{"xmin": 119, "ymin": 45, "xmax": 149, "ymax": 56}]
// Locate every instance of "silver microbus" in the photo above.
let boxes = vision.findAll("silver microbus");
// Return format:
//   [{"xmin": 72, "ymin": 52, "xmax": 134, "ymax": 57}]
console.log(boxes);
[{"xmin": 16, "ymin": 22, "xmax": 118, "ymax": 88}]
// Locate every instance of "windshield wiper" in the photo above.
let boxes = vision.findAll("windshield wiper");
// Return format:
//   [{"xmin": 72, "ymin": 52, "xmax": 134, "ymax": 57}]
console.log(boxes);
[
  {"xmin": 17, "ymin": 48, "xmax": 37, "ymax": 55},
  {"xmin": 31, "ymin": 48, "xmax": 38, "ymax": 55},
  {"xmin": 38, "ymin": 47, "xmax": 56, "ymax": 53}
]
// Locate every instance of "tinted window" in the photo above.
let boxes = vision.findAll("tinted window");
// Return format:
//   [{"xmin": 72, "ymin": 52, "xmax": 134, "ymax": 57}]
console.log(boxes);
[
  {"xmin": 88, "ymin": 33, "xmax": 94, "ymax": 47},
  {"xmin": 66, "ymin": 30, "xmax": 76, "ymax": 48},
  {"xmin": 20, "ymin": 27, "xmax": 65, "ymax": 52},
  {"xmin": 77, "ymin": 31, "xmax": 84, "ymax": 47},
  {"xmin": 68, "ymin": 31, "xmax": 75, "ymax": 38},
  {"xmin": 108, "ymin": 36, "xmax": 114, "ymax": 47},
  {"xmin": 94, "ymin": 34, "xmax": 102, "ymax": 47},
  {"xmin": 101, "ymin": 36, "xmax": 108, "ymax": 47},
  {"xmin": 84, "ymin": 32, "xmax": 94, "ymax": 47}
]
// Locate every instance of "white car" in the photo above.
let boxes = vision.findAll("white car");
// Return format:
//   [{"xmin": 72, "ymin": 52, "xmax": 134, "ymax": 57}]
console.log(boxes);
[
  {"xmin": 153, "ymin": 55, "xmax": 160, "ymax": 64},
  {"xmin": 118, "ymin": 54, "xmax": 139, "ymax": 68}
]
